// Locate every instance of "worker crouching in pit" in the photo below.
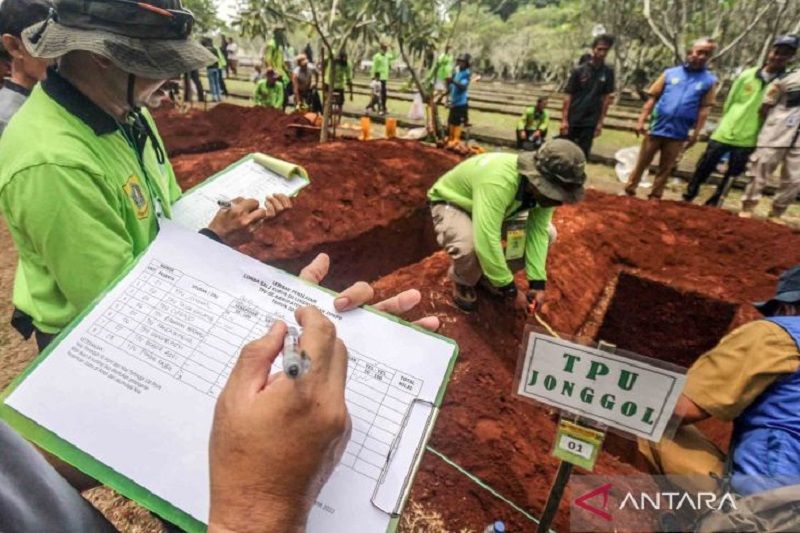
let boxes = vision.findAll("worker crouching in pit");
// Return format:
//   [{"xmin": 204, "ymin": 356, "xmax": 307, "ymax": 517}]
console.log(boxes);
[{"xmin": 427, "ymin": 139, "xmax": 587, "ymax": 311}]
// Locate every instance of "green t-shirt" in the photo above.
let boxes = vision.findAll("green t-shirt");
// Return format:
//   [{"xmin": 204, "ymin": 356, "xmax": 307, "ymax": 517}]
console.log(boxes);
[
  {"xmin": 263, "ymin": 38, "xmax": 288, "ymax": 80},
  {"xmin": 517, "ymin": 107, "xmax": 550, "ymax": 132},
  {"xmin": 325, "ymin": 60, "xmax": 353, "ymax": 90},
  {"xmin": 711, "ymin": 67, "xmax": 773, "ymax": 147},
  {"xmin": 0, "ymin": 73, "xmax": 181, "ymax": 333},
  {"xmin": 370, "ymin": 51, "xmax": 397, "ymax": 81},
  {"xmin": 427, "ymin": 152, "xmax": 554, "ymax": 287},
  {"xmin": 254, "ymin": 78, "xmax": 285, "ymax": 109}
]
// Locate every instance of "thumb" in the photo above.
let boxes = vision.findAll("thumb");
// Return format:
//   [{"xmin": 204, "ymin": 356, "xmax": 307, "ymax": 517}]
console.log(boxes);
[{"xmin": 226, "ymin": 321, "xmax": 287, "ymax": 394}]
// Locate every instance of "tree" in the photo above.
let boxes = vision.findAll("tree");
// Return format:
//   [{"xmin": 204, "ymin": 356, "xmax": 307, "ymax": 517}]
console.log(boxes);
[
  {"xmin": 236, "ymin": 0, "xmax": 376, "ymax": 142},
  {"xmin": 184, "ymin": 0, "xmax": 222, "ymax": 32},
  {"xmin": 642, "ymin": 0, "xmax": 779, "ymax": 63},
  {"xmin": 372, "ymin": 0, "xmax": 462, "ymax": 140}
]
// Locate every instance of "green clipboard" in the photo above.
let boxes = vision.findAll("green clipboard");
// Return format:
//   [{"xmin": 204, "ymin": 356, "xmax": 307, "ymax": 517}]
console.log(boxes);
[{"xmin": 0, "ymin": 228, "xmax": 459, "ymax": 533}]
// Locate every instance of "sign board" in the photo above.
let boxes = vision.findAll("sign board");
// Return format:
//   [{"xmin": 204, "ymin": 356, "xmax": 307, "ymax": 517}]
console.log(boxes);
[
  {"xmin": 517, "ymin": 333, "xmax": 685, "ymax": 441},
  {"xmin": 552, "ymin": 418, "xmax": 605, "ymax": 471}
]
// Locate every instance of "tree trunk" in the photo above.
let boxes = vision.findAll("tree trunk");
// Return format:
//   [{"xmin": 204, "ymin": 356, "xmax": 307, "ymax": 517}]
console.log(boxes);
[
  {"xmin": 320, "ymin": 46, "xmax": 334, "ymax": 143},
  {"xmin": 397, "ymin": 36, "xmax": 440, "ymax": 142}
]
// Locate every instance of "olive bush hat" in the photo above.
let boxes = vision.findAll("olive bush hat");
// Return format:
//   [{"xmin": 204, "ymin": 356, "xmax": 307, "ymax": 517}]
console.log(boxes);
[
  {"xmin": 754, "ymin": 265, "xmax": 800, "ymax": 316},
  {"xmin": 22, "ymin": 0, "xmax": 215, "ymax": 79},
  {"xmin": 518, "ymin": 139, "xmax": 587, "ymax": 204}
]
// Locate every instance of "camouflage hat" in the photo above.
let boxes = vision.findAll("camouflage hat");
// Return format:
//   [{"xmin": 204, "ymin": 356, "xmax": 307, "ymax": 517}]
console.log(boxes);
[
  {"xmin": 518, "ymin": 139, "xmax": 587, "ymax": 204},
  {"xmin": 22, "ymin": 0, "xmax": 215, "ymax": 79}
]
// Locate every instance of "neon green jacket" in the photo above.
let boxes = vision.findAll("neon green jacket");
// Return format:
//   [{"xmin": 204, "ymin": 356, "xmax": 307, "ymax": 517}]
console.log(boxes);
[
  {"xmin": 0, "ymin": 76, "xmax": 181, "ymax": 333},
  {"xmin": 254, "ymin": 79, "xmax": 285, "ymax": 109},
  {"xmin": 325, "ymin": 60, "xmax": 353, "ymax": 90},
  {"xmin": 711, "ymin": 67, "xmax": 771, "ymax": 147},
  {"xmin": 427, "ymin": 153, "xmax": 553, "ymax": 287},
  {"xmin": 426, "ymin": 52, "xmax": 454, "ymax": 84},
  {"xmin": 517, "ymin": 107, "xmax": 550, "ymax": 133},
  {"xmin": 214, "ymin": 46, "xmax": 227, "ymax": 68},
  {"xmin": 263, "ymin": 38, "xmax": 288, "ymax": 80},
  {"xmin": 371, "ymin": 51, "xmax": 397, "ymax": 81}
]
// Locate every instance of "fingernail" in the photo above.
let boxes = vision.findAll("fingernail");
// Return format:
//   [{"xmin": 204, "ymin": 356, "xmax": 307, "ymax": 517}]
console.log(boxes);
[{"xmin": 334, "ymin": 297, "xmax": 349, "ymax": 309}]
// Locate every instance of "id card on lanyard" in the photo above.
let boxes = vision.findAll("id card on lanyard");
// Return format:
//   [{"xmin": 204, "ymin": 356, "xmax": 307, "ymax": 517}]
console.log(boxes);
[{"xmin": 503, "ymin": 212, "xmax": 528, "ymax": 261}]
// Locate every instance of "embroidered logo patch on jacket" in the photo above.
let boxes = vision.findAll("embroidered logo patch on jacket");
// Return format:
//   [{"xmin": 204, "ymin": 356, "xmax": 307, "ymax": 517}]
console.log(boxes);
[{"xmin": 123, "ymin": 175, "xmax": 150, "ymax": 219}]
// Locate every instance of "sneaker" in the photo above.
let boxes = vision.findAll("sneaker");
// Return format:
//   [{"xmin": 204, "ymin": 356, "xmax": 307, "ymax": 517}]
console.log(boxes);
[
  {"xmin": 738, "ymin": 211, "xmax": 753, "ymax": 219},
  {"xmin": 452, "ymin": 282, "xmax": 477, "ymax": 311},
  {"xmin": 768, "ymin": 216, "xmax": 787, "ymax": 226},
  {"xmin": 704, "ymin": 195, "xmax": 722, "ymax": 207}
]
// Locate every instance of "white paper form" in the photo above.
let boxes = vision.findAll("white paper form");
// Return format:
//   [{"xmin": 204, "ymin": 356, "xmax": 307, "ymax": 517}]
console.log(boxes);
[
  {"xmin": 170, "ymin": 158, "xmax": 309, "ymax": 232},
  {"xmin": 5, "ymin": 221, "xmax": 456, "ymax": 532}
]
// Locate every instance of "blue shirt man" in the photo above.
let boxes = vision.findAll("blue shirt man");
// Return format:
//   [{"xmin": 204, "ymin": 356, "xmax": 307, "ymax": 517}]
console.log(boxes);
[
  {"xmin": 624, "ymin": 39, "xmax": 718, "ymax": 200},
  {"xmin": 447, "ymin": 53, "xmax": 472, "ymax": 134}
]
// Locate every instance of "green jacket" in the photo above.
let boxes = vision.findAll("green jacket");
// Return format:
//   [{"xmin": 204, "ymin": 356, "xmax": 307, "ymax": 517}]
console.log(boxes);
[
  {"xmin": 263, "ymin": 38, "xmax": 288, "ymax": 80},
  {"xmin": 0, "ymin": 72, "xmax": 181, "ymax": 333},
  {"xmin": 427, "ymin": 52, "xmax": 453, "ymax": 83},
  {"xmin": 325, "ymin": 60, "xmax": 353, "ymax": 90},
  {"xmin": 254, "ymin": 79, "xmax": 285, "ymax": 109},
  {"xmin": 427, "ymin": 153, "xmax": 553, "ymax": 287},
  {"xmin": 711, "ymin": 67, "xmax": 772, "ymax": 147},
  {"xmin": 517, "ymin": 107, "xmax": 550, "ymax": 133},
  {"xmin": 371, "ymin": 51, "xmax": 397, "ymax": 81}
]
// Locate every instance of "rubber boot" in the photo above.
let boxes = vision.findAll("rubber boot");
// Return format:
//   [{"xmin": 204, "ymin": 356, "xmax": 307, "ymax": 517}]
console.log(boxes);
[{"xmin": 451, "ymin": 125, "xmax": 462, "ymax": 143}]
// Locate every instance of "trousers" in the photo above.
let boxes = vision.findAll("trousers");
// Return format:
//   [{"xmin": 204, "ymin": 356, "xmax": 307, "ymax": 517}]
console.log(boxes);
[
  {"xmin": 742, "ymin": 146, "xmax": 800, "ymax": 216},
  {"xmin": 430, "ymin": 204, "xmax": 556, "ymax": 287},
  {"xmin": 684, "ymin": 140, "xmax": 754, "ymax": 202},
  {"xmin": 625, "ymin": 134, "xmax": 685, "ymax": 199}
]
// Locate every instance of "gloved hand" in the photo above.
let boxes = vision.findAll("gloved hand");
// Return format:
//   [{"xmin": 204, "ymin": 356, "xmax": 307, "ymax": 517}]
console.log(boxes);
[{"xmin": 526, "ymin": 290, "xmax": 545, "ymax": 313}]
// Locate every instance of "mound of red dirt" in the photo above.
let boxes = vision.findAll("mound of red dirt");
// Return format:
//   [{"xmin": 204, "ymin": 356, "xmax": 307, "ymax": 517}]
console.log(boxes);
[
  {"xmin": 153, "ymin": 107, "xmax": 461, "ymax": 290},
  {"xmin": 153, "ymin": 104, "xmax": 320, "ymax": 157},
  {"xmin": 372, "ymin": 191, "xmax": 800, "ymax": 531}
]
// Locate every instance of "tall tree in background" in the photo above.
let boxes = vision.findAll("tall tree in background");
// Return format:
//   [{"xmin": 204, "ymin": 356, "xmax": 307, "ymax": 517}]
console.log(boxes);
[
  {"xmin": 373, "ymin": 0, "xmax": 462, "ymax": 140},
  {"xmin": 184, "ymin": 0, "xmax": 222, "ymax": 32},
  {"xmin": 236, "ymin": 0, "xmax": 376, "ymax": 142},
  {"xmin": 642, "ymin": 0, "xmax": 781, "ymax": 63}
]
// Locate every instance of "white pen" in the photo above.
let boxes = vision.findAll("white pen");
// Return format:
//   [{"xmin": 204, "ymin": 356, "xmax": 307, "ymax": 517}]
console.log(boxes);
[{"xmin": 283, "ymin": 326, "xmax": 309, "ymax": 379}]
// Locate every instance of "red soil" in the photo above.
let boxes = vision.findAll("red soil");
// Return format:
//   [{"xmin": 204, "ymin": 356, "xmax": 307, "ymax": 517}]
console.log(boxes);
[
  {"xmin": 153, "ymin": 105, "xmax": 459, "ymax": 290},
  {"xmin": 372, "ymin": 191, "xmax": 800, "ymax": 531},
  {"xmin": 152, "ymin": 105, "xmax": 800, "ymax": 531}
]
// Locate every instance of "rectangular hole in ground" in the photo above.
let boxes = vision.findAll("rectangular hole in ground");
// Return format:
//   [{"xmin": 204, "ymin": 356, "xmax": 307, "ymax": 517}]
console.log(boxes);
[
  {"xmin": 590, "ymin": 271, "xmax": 739, "ymax": 467},
  {"xmin": 269, "ymin": 206, "xmax": 439, "ymax": 291}
]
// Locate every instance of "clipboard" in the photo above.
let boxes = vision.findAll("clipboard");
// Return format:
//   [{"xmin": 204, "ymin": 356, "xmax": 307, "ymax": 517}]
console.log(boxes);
[
  {"xmin": 0, "ymin": 221, "xmax": 459, "ymax": 533},
  {"xmin": 170, "ymin": 152, "xmax": 311, "ymax": 232}
]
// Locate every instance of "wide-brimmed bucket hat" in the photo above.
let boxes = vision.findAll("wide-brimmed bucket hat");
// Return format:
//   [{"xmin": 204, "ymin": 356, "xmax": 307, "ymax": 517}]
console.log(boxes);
[
  {"xmin": 22, "ymin": 0, "xmax": 215, "ymax": 79},
  {"xmin": 754, "ymin": 265, "xmax": 800, "ymax": 316},
  {"xmin": 518, "ymin": 139, "xmax": 587, "ymax": 204}
]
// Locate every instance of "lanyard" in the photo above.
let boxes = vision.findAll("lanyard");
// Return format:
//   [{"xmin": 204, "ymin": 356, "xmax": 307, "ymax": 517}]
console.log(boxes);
[{"xmin": 117, "ymin": 118, "xmax": 166, "ymax": 221}]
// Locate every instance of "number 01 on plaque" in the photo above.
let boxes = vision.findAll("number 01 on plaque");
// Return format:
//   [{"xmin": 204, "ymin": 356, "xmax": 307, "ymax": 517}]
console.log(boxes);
[{"xmin": 552, "ymin": 418, "xmax": 605, "ymax": 471}]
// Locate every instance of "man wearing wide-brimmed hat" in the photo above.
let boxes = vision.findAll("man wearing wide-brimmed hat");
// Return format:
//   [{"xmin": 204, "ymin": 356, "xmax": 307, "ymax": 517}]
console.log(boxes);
[
  {"xmin": 640, "ymin": 265, "xmax": 800, "ymax": 506},
  {"xmin": 0, "ymin": 0, "xmax": 292, "ymax": 351},
  {"xmin": 427, "ymin": 139, "xmax": 587, "ymax": 311}
]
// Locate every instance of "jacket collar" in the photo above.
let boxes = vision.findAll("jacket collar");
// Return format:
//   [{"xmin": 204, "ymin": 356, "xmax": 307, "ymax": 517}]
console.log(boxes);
[
  {"xmin": 1, "ymin": 79, "xmax": 31, "ymax": 97},
  {"xmin": 41, "ymin": 67, "xmax": 118, "ymax": 136}
]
